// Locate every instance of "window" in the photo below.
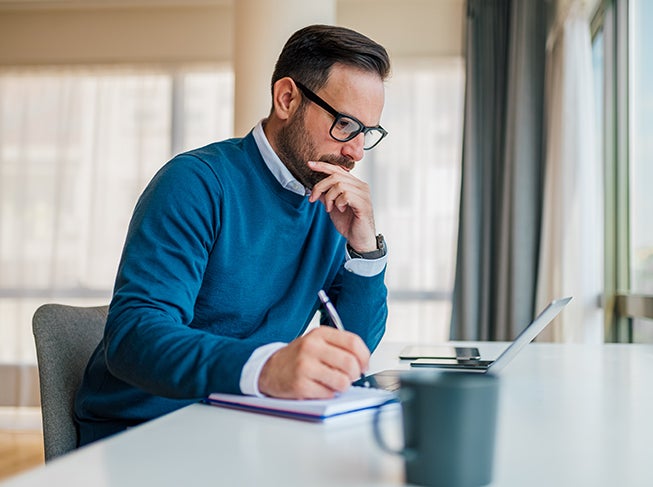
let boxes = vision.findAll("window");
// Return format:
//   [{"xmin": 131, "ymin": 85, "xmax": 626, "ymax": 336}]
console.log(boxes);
[
  {"xmin": 0, "ymin": 59, "xmax": 465, "ymax": 370},
  {"xmin": 0, "ymin": 65, "xmax": 234, "ymax": 365},
  {"xmin": 357, "ymin": 58, "xmax": 465, "ymax": 343},
  {"xmin": 628, "ymin": 0, "xmax": 653, "ymax": 340},
  {"xmin": 597, "ymin": 0, "xmax": 653, "ymax": 342}
]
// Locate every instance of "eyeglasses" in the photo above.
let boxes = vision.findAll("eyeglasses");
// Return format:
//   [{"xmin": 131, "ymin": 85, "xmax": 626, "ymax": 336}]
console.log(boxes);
[{"xmin": 294, "ymin": 80, "xmax": 388, "ymax": 150}]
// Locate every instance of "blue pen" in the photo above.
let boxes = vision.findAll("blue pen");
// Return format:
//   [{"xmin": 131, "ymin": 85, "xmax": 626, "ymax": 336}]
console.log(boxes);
[{"xmin": 318, "ymin": 289, "xmax": 369, "ymax": 387}]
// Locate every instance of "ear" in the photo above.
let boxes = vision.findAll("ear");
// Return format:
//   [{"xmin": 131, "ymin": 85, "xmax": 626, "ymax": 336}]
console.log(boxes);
[{"xmin": 271, "ymin": 77, "xmax": 301, "ymax": 121}]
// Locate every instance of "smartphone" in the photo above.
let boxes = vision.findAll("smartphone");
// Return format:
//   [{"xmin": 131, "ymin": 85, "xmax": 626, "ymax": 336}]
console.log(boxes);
[
  {"xmin": 409, "ymin": 358, "xmax": 493, "ymax": 369},
  {"xmin": 398, "ymin": 346, "xmax": 481, "ymax": 361}
]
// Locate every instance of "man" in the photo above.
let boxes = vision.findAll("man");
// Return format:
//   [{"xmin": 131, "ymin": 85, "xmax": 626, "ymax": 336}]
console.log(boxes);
[{"xmin": 74, "ymin": 24, "xmax": 390, "ymax": 446}]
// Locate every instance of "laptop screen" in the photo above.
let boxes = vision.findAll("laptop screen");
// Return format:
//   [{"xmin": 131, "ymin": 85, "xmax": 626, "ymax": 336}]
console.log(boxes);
[{"xmin": 488, "ymin": 297, "xmax": 572, "ymax": 374}]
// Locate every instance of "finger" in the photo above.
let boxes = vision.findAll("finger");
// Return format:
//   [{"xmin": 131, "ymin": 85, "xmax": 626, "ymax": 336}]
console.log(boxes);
[
  {"xmin": 311, "ymin": 327, "xmax": 371, "ymax": 375},
  {"xmin": 313, "ymin": 367, "xmax": 355, "ymax": 393},
  {"xmin": 295, "ymin": 377, "xmax": 342, "ymax": 399},
  {"xmin": 312, "ymin": 174, "xmax": 370, "ymax": 204},
  {"xmin": 321, "ymin": 182, "xmax": 348, "ymax": 213},
  {"xmin": 308, "ymin": 168, "xmax": 365, "ymax": 204},
  {"xmin": 308, "ymin": 160, "xmax": 348, "ymax": 175},
  {"xmin": 261, "ymin": 329, "xmax": 371, "ymax": 399},
  {"xmin": 286, "ymin": 341, "xmax": 359, "ymax": 397},
  {"xmin": 334, "ymin": 192, "xmax": 352, "ymax": 213},
  {"xmin": 300, "ymin": 345, "xmax": 361, "ymax": 394},
  {"xmin": 321, "ymin": 181, "xmax": 362, "ymax": 213},
  {"xmin": 323, "ymin": 348, "xmax": 365, "ymax": 382},
  {"xmin": 310, "ymin": 174, "xmax": 343, "ymax": 204},
  {"xmin": 316, "ymin": 179, "xmax": 370, "ymax": 214},
  {"xmin": 259, "ymin": 342, "xmax": 342, "ymax": 399}
]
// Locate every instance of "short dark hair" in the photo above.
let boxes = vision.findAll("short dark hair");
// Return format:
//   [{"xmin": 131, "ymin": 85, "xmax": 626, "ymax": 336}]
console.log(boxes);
[{"xmin": 271, "ymin": 24, "xmax": 391, "ymax": 94}]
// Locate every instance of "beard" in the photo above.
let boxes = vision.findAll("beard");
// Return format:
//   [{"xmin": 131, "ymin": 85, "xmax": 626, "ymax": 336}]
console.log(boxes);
[{"xmin": 275, "ymin": 106, "xmax": 355, "ymax": 189}]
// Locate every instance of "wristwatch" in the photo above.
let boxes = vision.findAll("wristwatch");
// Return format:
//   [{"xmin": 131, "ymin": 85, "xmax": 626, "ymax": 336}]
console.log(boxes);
[{"xmin": 347, "ymin": 234, "xmax": 387, "ymax": 259}]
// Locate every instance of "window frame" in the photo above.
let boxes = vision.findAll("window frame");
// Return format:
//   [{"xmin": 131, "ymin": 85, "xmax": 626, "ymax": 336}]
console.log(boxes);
[{"xmin": 598, "ymin": 0, "xmax": 653, "ymax": 342}]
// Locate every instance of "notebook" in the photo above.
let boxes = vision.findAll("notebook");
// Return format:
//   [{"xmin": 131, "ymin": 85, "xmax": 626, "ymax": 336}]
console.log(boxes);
[
  {"xmin": 357, "ymin": 296, "xmax": 572, "ymax": 390},
  {"xmin": 206, "ymin": 386, "xmax": 397, "ymax": 422}
]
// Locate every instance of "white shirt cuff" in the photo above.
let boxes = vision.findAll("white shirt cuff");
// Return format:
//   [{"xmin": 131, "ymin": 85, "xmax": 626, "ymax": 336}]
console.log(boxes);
[
  {"xmin": 344, "ymin": 247, "xmax": 388, "ymax": 277},
  {"xmin": 239, "ymin": 342, "xmax": 287, "ymax": 397}
]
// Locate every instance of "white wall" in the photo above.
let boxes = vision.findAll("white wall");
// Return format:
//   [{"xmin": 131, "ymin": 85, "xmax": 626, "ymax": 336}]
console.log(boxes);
[{"xmin": 0, "ymin": 0, "xmax": 466, "ymax": 66}]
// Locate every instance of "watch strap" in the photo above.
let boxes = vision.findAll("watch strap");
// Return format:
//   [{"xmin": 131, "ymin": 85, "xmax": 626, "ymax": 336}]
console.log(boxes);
[{"xmin": 347, "ymin": 234, "xmax": 387, "ymax": 259}]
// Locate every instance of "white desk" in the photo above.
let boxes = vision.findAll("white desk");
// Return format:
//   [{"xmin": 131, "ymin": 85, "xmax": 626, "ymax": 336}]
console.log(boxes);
[{"xmin": 3, "ymin": 342, "xmax": 653, "ymax": 486}]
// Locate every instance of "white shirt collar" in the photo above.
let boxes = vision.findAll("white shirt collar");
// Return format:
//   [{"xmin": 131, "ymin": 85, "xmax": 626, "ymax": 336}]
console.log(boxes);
[{"xmin": 252, "ymin": 120, "xmax": 309, "ymax": 196}]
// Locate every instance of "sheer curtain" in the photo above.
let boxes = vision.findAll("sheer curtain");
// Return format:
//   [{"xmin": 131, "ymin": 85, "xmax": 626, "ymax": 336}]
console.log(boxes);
[
  {"xmin": 536, "ymin": 1, "xmax": 603, "ymax": 342},
  {"xmin": 0, "ymin": 66, "xmax": 233, "ymax": 407},
  {"xmin": 357, "ymin": 58, "xmax": 465, "ymax": 344}
]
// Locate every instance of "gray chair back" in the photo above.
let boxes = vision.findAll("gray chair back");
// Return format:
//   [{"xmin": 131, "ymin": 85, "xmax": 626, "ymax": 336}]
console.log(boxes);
[{"xmin": 32, "ymin": 303, "xmax": 108, "ymax": 461}]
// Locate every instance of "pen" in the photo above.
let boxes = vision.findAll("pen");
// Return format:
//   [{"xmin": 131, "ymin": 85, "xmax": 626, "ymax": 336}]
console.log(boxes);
[
  {"xmin": 317, "ymin": 289, "xmax": 369, "ymax": 387},
  {"xmin": 318, "ymin": 289, "xmax": 345, "ymax": 331}
]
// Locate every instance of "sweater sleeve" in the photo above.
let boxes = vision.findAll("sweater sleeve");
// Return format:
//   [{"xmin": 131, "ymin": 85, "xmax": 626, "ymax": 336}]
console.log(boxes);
[
  {"xmin": 103, "ymin": 155, "xmax": 259, "ymax": 398},
  {"xmin": 325, "ymin": 266, "xmax": 388, "ymax": 353}
]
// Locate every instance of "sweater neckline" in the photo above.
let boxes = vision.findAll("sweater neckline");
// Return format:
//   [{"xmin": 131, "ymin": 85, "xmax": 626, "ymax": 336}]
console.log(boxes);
[{"xmin": 243, "ymin": 133, "xmax": 310, "ymax": 209}]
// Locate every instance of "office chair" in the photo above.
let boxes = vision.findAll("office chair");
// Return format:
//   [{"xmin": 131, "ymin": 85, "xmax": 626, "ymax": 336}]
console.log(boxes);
[{"xmin": 32, "ymin": 303, "xmax": 108, "ymax": 461}]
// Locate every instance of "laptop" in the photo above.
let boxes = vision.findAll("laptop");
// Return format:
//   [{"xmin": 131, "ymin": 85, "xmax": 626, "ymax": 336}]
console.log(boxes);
[{"xmin": 354, "ymin": 296, "xmax": 572, "ymax": 391}]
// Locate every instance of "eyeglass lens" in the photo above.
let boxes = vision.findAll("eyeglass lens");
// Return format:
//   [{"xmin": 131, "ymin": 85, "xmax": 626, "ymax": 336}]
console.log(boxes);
[{"xmin": 331, "ymin": 116, "xmax": 385, "ymax": 150}]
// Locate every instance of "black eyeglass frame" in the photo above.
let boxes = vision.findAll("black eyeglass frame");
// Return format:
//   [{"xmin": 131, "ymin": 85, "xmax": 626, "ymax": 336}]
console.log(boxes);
[{"xmin": 294, "ymin": 80, "xmax": 388, "ymax": 150}]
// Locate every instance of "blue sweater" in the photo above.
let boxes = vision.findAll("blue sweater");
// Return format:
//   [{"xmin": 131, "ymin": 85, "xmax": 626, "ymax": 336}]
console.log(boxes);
[{"xmin": 74, "ymin": 132, "xmax": 387, "ymax": 444}]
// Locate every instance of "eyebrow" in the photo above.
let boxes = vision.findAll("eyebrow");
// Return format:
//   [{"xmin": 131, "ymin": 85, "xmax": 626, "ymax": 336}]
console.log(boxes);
[{"xmin": 294, "ymin": 80, "xmax": 379, "ymax": 127}]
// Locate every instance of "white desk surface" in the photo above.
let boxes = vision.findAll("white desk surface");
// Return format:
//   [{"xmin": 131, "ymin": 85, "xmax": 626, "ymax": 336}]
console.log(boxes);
[{"xmin": 3, "ymin": 341, "xmax": 653, "ymax": 486}]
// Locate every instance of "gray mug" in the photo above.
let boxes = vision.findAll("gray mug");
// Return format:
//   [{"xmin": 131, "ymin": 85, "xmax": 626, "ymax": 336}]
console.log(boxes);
[{"xmin": 373, "ymin": 371, "xmax": 500, "ymax": 487}]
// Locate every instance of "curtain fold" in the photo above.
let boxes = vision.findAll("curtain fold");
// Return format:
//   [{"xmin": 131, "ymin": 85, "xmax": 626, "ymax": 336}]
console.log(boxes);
[
  {"xmin": 536, "ymin": 3, "xmax": 603, "ymax": 343},
  {"xmin": 451, "ymin": 0, "xmax": 546, "ymax": 340}
]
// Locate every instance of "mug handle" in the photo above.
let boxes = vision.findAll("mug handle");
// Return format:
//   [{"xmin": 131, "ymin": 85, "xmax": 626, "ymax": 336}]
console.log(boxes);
[{"xmin": 372, "ymin": 393, "xmax": 417, "ymax": 461}]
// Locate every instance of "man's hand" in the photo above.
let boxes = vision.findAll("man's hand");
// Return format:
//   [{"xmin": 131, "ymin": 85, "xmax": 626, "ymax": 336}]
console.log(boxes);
[
  {"xmin": 258, "ymin": 326, "xmax": 370, "ymax": 399},
  {"xmin": 307, "ymin": 160, "xmax": 377, "ymax": 253}
]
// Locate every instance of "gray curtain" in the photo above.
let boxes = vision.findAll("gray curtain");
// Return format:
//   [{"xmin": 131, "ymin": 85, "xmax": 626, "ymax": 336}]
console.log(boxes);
[{"xmin": 451, "ymin": 0, "xmax": 547, "ymax": 340}]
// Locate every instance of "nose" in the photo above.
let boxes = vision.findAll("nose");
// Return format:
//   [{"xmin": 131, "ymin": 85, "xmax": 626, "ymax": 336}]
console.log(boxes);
[{"xmin": 340, "ymin": 133, "xmax": 365, "ymax": 162}]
